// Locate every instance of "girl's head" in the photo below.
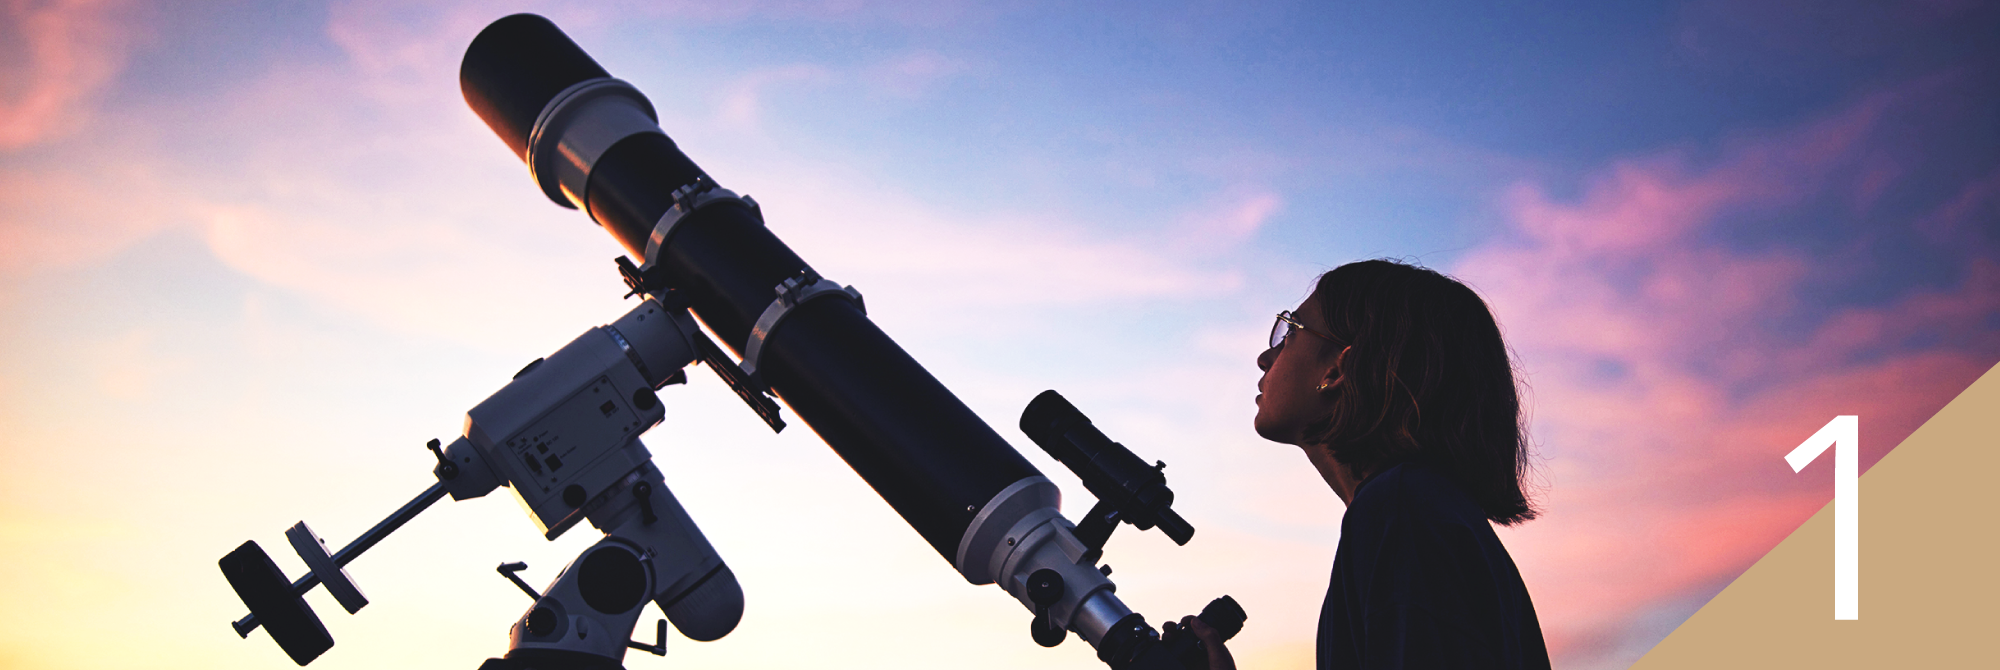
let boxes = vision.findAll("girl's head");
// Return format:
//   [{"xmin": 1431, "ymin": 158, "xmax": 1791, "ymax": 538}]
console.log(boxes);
[{"xmin": 1256, "ymin": 259, "xmax": 1537, "ymax": 525}]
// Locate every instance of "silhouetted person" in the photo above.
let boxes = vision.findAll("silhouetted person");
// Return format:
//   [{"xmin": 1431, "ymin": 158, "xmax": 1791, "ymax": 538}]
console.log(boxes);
[{"xmin": 1180, "ymin": 260, "xmax": 1551, "ymax": 670}]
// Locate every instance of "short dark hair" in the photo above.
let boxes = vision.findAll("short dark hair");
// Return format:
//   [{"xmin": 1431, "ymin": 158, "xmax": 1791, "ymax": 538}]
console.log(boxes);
[{"xmin": 1304, "ymin": 259, "xmax": 1538, "ymax": 525}]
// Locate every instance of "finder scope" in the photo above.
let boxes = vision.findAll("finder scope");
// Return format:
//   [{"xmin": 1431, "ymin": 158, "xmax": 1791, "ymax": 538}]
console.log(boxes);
[{"xmin": 1021, "ymin": 390, "xmax": 1195, "ymax": 548}]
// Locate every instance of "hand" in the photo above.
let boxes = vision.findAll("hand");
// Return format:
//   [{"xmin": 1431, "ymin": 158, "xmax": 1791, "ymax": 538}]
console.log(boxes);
[{"xmin": 1180, "ymin": 615, "xmax": 1237, "ymax": 670}]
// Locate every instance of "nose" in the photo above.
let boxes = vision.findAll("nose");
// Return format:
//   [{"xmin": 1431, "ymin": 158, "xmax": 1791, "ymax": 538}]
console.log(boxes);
[{"xmin": 1257, "ymin": 345, "xmax": 1279, "ymax": 372}]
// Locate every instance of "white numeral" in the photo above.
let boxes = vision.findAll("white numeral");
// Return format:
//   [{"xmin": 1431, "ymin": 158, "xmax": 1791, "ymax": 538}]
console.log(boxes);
[{"xmin": 1784, "ymin": 415, "xmax": 1858, "ymax": 620}]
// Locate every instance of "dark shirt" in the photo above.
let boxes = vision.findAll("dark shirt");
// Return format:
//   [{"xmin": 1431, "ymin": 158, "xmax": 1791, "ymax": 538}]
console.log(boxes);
[{"xmin": 1318, "ymin": 463, "xmax": 1550, "ymax": 670}]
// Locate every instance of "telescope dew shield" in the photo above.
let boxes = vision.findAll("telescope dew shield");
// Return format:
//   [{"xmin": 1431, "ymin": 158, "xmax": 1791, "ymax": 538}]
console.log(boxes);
[{"xmin": 460, "ymin": 14, "xmax": 1040, "ymax": 563}]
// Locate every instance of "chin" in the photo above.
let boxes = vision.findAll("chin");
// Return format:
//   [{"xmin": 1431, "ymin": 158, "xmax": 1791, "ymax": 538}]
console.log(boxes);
[{"xmin": 1251, "ymin": 416, "xmax": 1284, "ymax": 444}]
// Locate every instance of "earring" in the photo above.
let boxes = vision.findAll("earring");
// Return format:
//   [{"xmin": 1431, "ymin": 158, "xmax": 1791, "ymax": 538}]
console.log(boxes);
[{"xmin": 1316, "ymin": 381, "xmax": 1332, "ymax": 392}]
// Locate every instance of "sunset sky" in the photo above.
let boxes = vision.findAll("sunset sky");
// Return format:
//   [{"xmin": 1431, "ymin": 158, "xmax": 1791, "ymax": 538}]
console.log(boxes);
[{"xmin": 2, "ymin": 1, "xmax": 1996, "ymax": 669}]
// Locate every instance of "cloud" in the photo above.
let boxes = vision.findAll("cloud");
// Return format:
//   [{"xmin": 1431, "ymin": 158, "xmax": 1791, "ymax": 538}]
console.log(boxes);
[
  {"xmin": 717, "ymin": 63, "xmax": 836, "ymax": 131},
  {"xmin": 1167, "ymin": 188, "xmax": 1282, "ymax": 252},
  {"xmin": 863, "ymin": 50, "xmax": 968, "ymax": 98},
  {"xmin": 93, "ymin": 327, "xmax": 193, "ymax": 400},
  {"xmin": 1915, "ymin": 166, "xmax": 2000, "ymax": 250},
  {"xmin": 0, "ymin": 162, "xmax": 188, "ymax": 276},
  {"xmin": 1674, "ymin": 0, "xmax": 1993, "ymax": 70},
  {"xmin": 613, "ymin": 0, "xmax": 991, "ymax": 28},
  {"xmin": 0, "ymin": 0, "xmax": 139, "ymax": 150},
  {"xmin": 723, "ymin": 156, "xmax": 1251, "ymax": 317},
  {"xmin": 1450, "ymin": 80, "xmax": 2000, "ymax": 665},
  {"xmin": 0, "ymin": 0, "xmax": 1264, "ymax": 361},
  {"xmin": 713, "ymin": 49, "xmax": 973, "ymax": 131}
]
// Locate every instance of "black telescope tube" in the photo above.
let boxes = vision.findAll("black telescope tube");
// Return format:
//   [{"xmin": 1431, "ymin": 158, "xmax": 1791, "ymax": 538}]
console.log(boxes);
[
  {"xmin": 460, "ymin": 15, "xmax": 612, "ymax": 162},
  {"xmin": 460, "ymin": 14, "xmax": 1039, "ymax": 561}
]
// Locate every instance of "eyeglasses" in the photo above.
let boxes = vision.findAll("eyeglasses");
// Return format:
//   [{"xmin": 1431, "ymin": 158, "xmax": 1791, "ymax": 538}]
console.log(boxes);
[{"xmin": 1270, "ymin": 310, "xmax": 1336, "ymax": 349}]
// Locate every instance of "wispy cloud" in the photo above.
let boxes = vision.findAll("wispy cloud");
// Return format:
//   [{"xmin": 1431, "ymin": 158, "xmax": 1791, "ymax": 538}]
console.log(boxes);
[
  {"xmin": 1153, "ymin": 187, "xmax": 1284, "ymax": 255},
  {"xmin": 93, "ymin": 327, "xmax": 192, "ymax": 400},
  {"xmin": 1676, "ymin": 0, "xmax": 1988, "ymax": 69},
  {"xmin": 0, "ymin": 0, "xmax": 1256, "ymax": 358},
  {"xmin": 1453, "ymin": 78, "xmax": 2000, "ymax": 666},
  {"xmin": 0, "ymin": 0, "xmax": 139, "ymax": 150},
  {"xmin": 0, "ymin": 162, "xmax": 186, "ymax": 275},
  {"xmin": 0, "ymin": 1, "xmax": 161, "ymax": 272},
  {"xmin": 716, "ymin": 63, "xmax": 837, "ymax": 131},
  {"xmin": 721, "ymin": 155, "xmax": 1252, "ymax": 315},
  {"xmin": 863, "ymin": 50, "xmax": 969, "ymax": 98}
]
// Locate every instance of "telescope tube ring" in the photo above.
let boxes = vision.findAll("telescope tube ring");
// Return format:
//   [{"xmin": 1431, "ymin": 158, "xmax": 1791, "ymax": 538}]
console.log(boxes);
[
  {"xmin": 738, "ymin": 270, "xmax": 864, "ymax": 386},
  {"xmin": 639, "ymin": 182, "xmax": 762, "ymax": 271}
]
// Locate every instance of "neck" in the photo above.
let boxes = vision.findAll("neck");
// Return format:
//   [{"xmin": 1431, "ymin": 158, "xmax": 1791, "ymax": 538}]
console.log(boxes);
[{"xmin": 1303, "ymin": 444, "xmax": 1370, "ymax": 505}]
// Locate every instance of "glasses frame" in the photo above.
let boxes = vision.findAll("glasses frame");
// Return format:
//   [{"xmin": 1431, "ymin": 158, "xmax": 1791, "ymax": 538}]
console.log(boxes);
[{"xmin": 1270, "ymin": 310, "xmax": 1337, "ymax": 349}]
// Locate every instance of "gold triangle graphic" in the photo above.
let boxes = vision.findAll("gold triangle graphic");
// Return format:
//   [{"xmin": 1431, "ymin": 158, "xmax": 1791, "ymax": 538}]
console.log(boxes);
[{"xmin": 1631, "ymin": 361, "xmax": 2000, "ymax": 668}]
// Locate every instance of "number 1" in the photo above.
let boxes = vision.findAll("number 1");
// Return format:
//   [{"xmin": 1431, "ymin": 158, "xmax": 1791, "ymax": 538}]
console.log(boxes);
[{"xmin": 1784, "ymin": 415, "xmax": 1857, "ymax": 620}]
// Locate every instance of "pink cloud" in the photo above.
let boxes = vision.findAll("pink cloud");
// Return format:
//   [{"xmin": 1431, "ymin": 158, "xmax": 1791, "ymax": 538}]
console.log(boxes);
[
  {"xmin": 0, "ymin": 0, "xmax": 138, "ymax": 150},
  {"xmin": 1451, "ymin": 83, "xmax": 2000, "ymax": 664},
  {"xmin": 0, "ymin": 162, "xmax": 186, "ymax": 276},
  {"xmin": 1915, "ymin": 167, "xmax": 2000, "ymax": 248},
  {"xmin": 1169, "ymin": 189, "xmax": 1282, "ymax": 252}
]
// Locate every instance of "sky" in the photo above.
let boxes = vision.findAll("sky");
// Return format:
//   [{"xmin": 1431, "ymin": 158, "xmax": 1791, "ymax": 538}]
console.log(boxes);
[{"xmin": 1, "ymin": 1, "xmax": 1996, "ymax": 669}]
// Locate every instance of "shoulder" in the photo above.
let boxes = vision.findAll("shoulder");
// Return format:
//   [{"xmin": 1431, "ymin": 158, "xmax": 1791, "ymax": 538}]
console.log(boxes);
[
  {"xmin": 1346, "ymin": 462, "xmax": 1486, "ymax": 531},
  {"xmin": 1335, "ymin": 462, "xmax": 1503, "ymax": 579},
  {"xmin": 1322, "ymin": 467, "xmax": 1549, "ymax": 670}
]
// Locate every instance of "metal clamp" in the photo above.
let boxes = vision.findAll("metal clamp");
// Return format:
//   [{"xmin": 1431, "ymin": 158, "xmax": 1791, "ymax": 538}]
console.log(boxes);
[
  {"xmin": 739, "ymin": 269, "xmax": 864, "ymax": 384},
  {"xmin": 640, "ymin": 176, "xmax": 763, "ymax": 269}
]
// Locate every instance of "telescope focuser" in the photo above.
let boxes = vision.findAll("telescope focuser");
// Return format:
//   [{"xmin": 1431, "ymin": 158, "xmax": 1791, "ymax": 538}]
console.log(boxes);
[
  {"xmin": 1092, "ymin": 595, "xmax": 1246, "ymax": 670},
  {"xmin": 1020, "ymin": 390, "xmax": 1194, "ymax": 563},
  {"xmin": 1159, "ymin": 596, "xmax": 1248, "ymax": 670}
]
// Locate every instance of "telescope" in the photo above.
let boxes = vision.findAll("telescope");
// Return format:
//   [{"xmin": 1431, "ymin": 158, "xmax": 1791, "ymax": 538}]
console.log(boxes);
[
  {"xmin": 218, "ymin": 12, "xmax": 1245, "ymax": 670},
  {"xmin": 459, "ymin": 13, "xmax": 1243, "ymax": 668}
]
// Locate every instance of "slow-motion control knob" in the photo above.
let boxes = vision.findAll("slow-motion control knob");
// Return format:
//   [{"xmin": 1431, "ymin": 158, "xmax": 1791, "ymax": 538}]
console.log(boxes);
[{"xmin": 1027, "ymin": 568, "xmax": 1067, "ymax": 648}]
